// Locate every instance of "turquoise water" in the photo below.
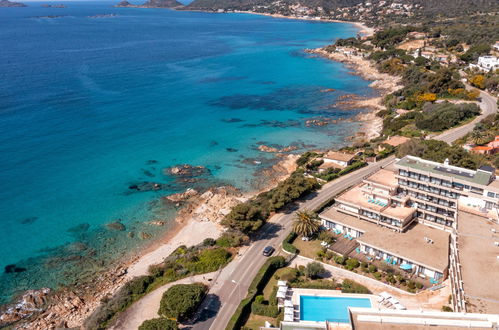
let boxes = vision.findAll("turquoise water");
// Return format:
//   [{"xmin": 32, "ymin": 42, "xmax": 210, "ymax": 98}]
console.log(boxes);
[
  {"xmin": 0, "ymin": 1, "xmax": 374, "ymax": 303},
  {"xmin": 300, "ymin": 295, "xmax": 372, "ymax": 323}
]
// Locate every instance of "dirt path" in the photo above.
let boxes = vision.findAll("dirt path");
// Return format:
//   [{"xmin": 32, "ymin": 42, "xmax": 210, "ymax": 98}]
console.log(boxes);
[{"xmin": 110, "ymin": 271, "xmax": 219, "ymax": 330}]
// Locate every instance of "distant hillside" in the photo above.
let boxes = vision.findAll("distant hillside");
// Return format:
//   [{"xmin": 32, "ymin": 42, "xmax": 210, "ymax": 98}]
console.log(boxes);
[
  {"xmin": 0, "ymin": 0, "xmax": 26, "ymax": 7},
  {"xmin": 142, "ymin": 0, "xmax": 183, "ymax": 7},
  {"xmin": 185, "ymin": 0, "xmax": 499, "ymax": 18},
  {"xmin": 116, "ymin": 0, "xmax": 183, "ymax": 8}
]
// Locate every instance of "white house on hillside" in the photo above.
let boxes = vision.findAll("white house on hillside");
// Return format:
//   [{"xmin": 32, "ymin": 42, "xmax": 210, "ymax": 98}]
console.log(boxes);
[{"xmin": 469, "ymin": 55, "xmax": 499, "ymax": 72}]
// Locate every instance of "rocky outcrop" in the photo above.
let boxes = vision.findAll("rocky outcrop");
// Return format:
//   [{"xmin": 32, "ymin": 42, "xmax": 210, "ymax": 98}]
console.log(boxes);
[
  {"xmin": 115, "ymin": 0, "xmax": 131, "ymax": 6},
  {"xmin": 164, "ymin": 164, "xmax": 210, "ymax": 177},
  {"xmin": 0, "ymin": 0, "xmax": 26, "ymax": 7},
  {"xmin": 258, "ymin": 145, "xmax": 298, "ymax": 153},
  {"xmin": 165, "ymin": 188, "xmax": 199, "ymax": 202},
  {"xmin": 0, "ymin": 288, "xmax": 50, "ymax": 325}
]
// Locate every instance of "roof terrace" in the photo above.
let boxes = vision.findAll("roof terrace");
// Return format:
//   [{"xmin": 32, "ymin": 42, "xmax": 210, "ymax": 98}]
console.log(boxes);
[{"xmin": 396, "ymin": 156, "xmax": 493, "ymax": 186}]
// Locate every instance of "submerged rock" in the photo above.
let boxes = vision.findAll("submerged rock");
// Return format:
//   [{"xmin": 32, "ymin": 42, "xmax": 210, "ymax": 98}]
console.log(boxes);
[
  {"xmin": 139, "ymin": 232, "xmax": 152, "ymax": 240},
  {"xmin": 4, "ymin": 264, "xmax": 27, "ymax": 274},
  {"xmin": 106, "ymin": 222, "xmax": 126, "ymax": 231},
  {"xmin": 19, "ymin": 216, "xmax": 38, "ymax": 225},
  {"xmin": 226, "ymin": 148, "xmax": 238, "ymax": 152},
  {"xmin": 129, "ymin": 182, "xmax": 170, "ymax": 191},
  {"xmin": 67, "ymin": 223, "xmax": 90, "ymax": 233},
  {"xmin": 164, "ymin": 164, "xmax": 210, "ymax": 177}
]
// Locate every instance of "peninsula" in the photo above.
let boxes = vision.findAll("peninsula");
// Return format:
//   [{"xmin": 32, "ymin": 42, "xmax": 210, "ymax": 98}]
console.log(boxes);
[{"xmin": 0, "ymin": 0, "xmax": 26, "ymax": 7}]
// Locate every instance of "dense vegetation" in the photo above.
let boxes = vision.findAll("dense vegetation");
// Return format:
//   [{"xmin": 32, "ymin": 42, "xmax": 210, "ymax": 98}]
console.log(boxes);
[
  {"xmin": 222, "ymin": 172, "xmax": 319, "ymax": 233},
  {"xmin": 138, "ymin": 318, "xmax": 178, "ymax": 330},
  {"xmin": 415, "ymin": 102, "xmax": 480, "ymax": 132},
  {"xmin": 397, "ymin": 139, "xmax": 487, "ymax": 169},
  {"xmin": 85, "ymin": 244, "xmax": 231, "ymax": 329},
  {"xmin": 158, "ymin": 283, "xmax": 207, "ymax": 322}
]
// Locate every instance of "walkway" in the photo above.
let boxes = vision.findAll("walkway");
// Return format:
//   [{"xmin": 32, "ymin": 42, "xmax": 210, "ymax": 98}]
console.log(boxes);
[{"xmin": 109, "ymin": 271, "xmax": 219, "ymax": 330}]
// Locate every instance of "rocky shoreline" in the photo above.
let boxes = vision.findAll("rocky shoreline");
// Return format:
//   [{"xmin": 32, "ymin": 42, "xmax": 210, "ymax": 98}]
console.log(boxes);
[
  {"xmin": 307, "ymin": 48, "xmax": 402, "ymax": 141},
  {"xmin": 0, "ymin": 155, "xmax": 298, "ymax": 329}
]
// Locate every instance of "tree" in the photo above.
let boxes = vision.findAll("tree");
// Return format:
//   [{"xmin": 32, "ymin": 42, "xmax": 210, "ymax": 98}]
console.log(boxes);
[
  {"xmin": 292, "ymin": 210, "xmax": 320, "ymax": 237},
  {"xmin": 305, "ymin": 262, "xmax": 326, "ymax": 279},
  {"xmin": 139, "ymin": 318, "xmax": 178, "ymax": 330},
  {"xmin": 158, "ymin": 283, "xmax": 207, "ymax": 322},
  {"xmin": 470, "ymin": 129, "xmax": 484, "ymax": 145},
  {"xmin": 469, "ymin": 75, "xmax": 486, "ymax": 89}
]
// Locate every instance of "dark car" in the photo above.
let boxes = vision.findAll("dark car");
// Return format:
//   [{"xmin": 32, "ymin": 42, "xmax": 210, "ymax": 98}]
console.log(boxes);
[{"xmin": 262, "ymin": 246, "xmax": 275, "ymax": 256}]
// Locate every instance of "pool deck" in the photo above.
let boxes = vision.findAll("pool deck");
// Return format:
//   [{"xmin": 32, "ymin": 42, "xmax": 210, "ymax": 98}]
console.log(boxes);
[
  {"xmin": 291, "ymin": 288, "xmax": 379, "ymax": 308},
  {"xmin": 288, "ymin": 289, "xmax": 378, "ymax": 329}
]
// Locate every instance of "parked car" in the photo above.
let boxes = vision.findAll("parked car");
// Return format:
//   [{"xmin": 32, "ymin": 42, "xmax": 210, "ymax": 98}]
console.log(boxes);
[
  {"xmin": 301, "ymin": 236, "xmax": 311, "ymax": 241},
  {"xmin": 262, "ymin": 246, "xmax": 275, "ymax": 256}
]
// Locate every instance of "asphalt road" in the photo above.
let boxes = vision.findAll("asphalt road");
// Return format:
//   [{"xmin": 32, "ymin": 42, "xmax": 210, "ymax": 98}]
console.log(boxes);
[
  {"xmin": 434, "ymin": 89, "xmax": 498, "ymax": 144},
  {"xmin": 193, "ymin": 90, "xmax": 498, "ymax": 330}
]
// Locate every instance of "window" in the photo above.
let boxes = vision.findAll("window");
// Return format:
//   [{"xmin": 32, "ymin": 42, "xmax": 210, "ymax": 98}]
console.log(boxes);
[{"xmin": 487, "ymin": 192, "xmax": 495, "ymax": 198}]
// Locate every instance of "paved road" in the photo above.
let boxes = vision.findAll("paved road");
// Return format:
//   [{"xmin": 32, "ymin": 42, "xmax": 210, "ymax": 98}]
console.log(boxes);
[
  {"xmin": 434, "ymin": 87, "xmax": 497, "ymax": 144},
  {"xmin": 193, "ymin": 90, "xmax": 498, "ymax": 330}
]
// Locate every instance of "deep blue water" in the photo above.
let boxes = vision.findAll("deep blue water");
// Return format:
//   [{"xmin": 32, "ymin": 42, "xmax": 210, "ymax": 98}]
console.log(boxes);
[
  {"xmin": 300, "ymin": 296, "xmax": 372, "ymax": 323},
  {"xmin": 0, "ymin": 1, "xmax": 373, "ymax": 303}
]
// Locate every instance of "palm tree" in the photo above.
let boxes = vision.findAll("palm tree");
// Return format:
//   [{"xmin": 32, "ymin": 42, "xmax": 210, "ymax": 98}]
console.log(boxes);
[
  {"xmin": 293, "ymin": 210, "xmax": 320, "ymax": 238},
  {"xmin": 470, "ymin": 129, "xmax": 483, "ymax": 145}
]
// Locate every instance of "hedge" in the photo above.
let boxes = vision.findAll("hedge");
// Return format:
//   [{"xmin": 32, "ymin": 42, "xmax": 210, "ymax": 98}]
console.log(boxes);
[
  {"xmin": 251, "ymin": 302, "xmax": 280, "ymax": 318},
  {"xmin": 138, "ymin": 318, "xmax": 178, "ymax": 330},
  {"xmin": 225, "ymin": 256, "xmax": 286, "ymax": 330},
  {"xmin": 282, "ymin": 232, "xmax": 299, "ymax": 254}
]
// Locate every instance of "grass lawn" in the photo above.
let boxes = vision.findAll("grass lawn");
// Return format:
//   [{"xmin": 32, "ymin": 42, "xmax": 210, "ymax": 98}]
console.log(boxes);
[
  {"xmin": 244, "ymin": 314, "xmax": 278, "ymax": 330},
  {"xmin": 293, "ymin": 237, "xmax": 323, "ymax": 260}
]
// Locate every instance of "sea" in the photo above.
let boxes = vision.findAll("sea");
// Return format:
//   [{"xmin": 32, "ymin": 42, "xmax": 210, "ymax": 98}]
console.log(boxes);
[{"xmin": 0, "ymin": 0, "xmax": 374, "ymax": 304}]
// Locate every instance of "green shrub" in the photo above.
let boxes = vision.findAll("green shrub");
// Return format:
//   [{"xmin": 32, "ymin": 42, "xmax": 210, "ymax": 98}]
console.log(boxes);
[
  {"xmin": 255, "ymin": 295, "xmax": 264, "ymax": 304},
  {"xmin": 345, "ymin": 258, "xmax": 360, "ymax": 270},
  {"xmin": 292, "ymin": 280, "xmax": 338, "ymax": 290},
  {"xmin": 305, "ymin": 262, "xmax": 326, "ymax": 279},
  {"xmin": 416, "ymin": 282, "xmax": 424, "ymax": 289},
  {"xmin": 386, "ymin": 274, "xmax": 396, "ymax": 284},
  {"xmin": 373, "ymin": 272, "xmax": 382, "ymax": 280},
  {"xmin": 368, "ymin": 265, "xmax": 377, "ymax": 273},
  {"xmin": 138, "ymin": 318, "xmax": 178, "ymax": 330},
  {"xmin": 442, "ymin": 305, "xmax": 453, "ymax": 312},
  {"xmin": 334, "ymin": 256, "xmax": 346, "ymax": 265},
  {"xmin": 184, "ymin": 248, "xmax": 232, "ymax": 273},
  {"xmin": 251, "ymin": 302, "xmax": 280, "ymax": 318},
  {"xmin": 407, "ymin": 281, "xmax": 416, "ymax": 290},
  {"xmin": 216, "ymin": 231, "xmax": 246, "ymax": 247},
  {"xmin": 126, "ymin": 276, "xmax": 154, "ymax": 295},
  {"xmin": 282, "ymin": 232, "xmax": 299, "ymax": 254},
  {"xmin": 158, "ymin": 283, "xmax": 207, "ymax": 322},
  {"xmin": 202, "ymin": 238, "xmax": 216, "ymax": 246},
  {"xmin": 360, "ymin": 262, "xmax": 368, "ymax": 269}
]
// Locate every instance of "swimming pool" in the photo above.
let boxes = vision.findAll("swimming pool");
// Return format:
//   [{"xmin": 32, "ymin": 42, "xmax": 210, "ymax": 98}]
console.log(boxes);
[{"xmin": 300, "ymin": 295, "xmax": 372, "ymax": 323}]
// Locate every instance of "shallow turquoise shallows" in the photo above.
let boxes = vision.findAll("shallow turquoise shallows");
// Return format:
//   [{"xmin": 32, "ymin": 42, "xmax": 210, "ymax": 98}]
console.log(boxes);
[
  {"xmin": 300, "ymin": 295, "xmax": 372, "ymax": 323},
  {"xmin": 0, "ymin": 0, "xmax": 374, "ymax": 304}
]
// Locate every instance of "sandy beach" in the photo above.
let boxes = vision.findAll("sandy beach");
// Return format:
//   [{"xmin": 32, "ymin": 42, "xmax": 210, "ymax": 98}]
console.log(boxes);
[{"xmin": 235, "ymin": 11, "xmax": 375, "ymax": 37}]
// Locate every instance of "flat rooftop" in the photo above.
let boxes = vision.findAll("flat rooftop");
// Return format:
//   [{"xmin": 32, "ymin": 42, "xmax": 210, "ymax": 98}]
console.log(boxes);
[
  {"xmin": 320, "ymin": 209, "xmax": 450, "ymax": 272},
  {"xmin": 349, "ymin": 308, "xmax": 499, "ymax": 330},
  {"xmin": 396, "ymin": 156, "xmax": 493, "ymax": 186},
  {"xmin": 364, "ymin": 168, "xmax": 398, "ymax": 188},
  {"xmin": 457, "ymin": 211, "xmax": 499, "ymax": 314},
  {"xmin": 336, "ymin": 185, "xmax": 415, "ymax": 220}
]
